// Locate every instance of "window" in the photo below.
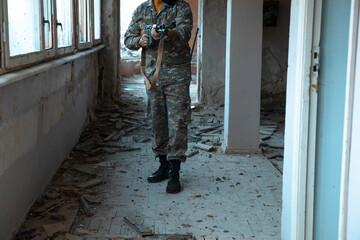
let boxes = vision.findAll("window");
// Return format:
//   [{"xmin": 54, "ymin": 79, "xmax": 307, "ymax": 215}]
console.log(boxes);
[
  {"xmin": 94, "ymin": 0, "xmax": 101, "ymax": 41},
  {"xmin": 43, "ymin": 0, "xmax": 54, "ymax": 50},
  {"xmin": 4, "ymin": 0, "xmax": 44, "ymax": 68},
  {"xmin": 8, "ymin": 0, "xmax": 41, "ymax": 56},
  {"xmin": 1, "ymin": 0, "xmax": 101, "ymax": 72},
  {"xmin": 78, "ymin": 0, "xmax": 92, "ymax": 49},
  {"xmin": 56, "ymin": 0, "xmax": 74, "ymax": 49}
]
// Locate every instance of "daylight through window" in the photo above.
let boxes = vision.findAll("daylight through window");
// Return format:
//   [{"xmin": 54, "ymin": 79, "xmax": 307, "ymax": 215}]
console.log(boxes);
[
  {"xmin": 94, "ymin": 0, "xmax": 101, "ymax": 40},
  {"xmin": 1, "ymin": 0, "xmax": 101, "ymax": 72},
  {"xmin": 79, "ymin": 0, "xmax": 91, "ymax": 43},
  {"xmin": 43, "ymin": 0, "xmax": 54, "ymax": 50},
  {"xmin": 8, "ymin": 0, "xmax": 41, "ymax": 56},
  {"xmin": 57, "ymin": 0, "xmax": 74, "ymax": 48}
]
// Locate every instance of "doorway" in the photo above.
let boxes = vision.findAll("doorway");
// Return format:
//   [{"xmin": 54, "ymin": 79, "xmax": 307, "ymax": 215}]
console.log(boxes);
[{"xmin": 119, "ymin": 0, "xmax": 200, "ymax": 104}]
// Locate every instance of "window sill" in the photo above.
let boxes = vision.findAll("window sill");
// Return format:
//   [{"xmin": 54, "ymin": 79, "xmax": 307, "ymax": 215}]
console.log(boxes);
[{"xmin": 0, "ymin": 44, "xmax": 105, "ymax": 88}]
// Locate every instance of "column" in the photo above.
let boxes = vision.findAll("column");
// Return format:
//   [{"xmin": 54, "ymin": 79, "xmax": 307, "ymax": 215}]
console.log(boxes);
[{"xmin": 224, "ymin": 0, "xmax": 263, "ymax": 153}]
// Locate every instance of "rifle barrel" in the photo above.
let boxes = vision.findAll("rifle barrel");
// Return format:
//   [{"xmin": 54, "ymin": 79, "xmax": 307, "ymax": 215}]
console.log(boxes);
[{"xmin": 190, "ymin": 28, "xmax": 199, "ymax": 60}]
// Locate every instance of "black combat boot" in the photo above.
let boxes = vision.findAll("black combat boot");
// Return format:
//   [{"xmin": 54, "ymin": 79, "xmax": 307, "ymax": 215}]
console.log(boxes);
[
  {"xmin": 166, "ymin": 160, "xmax": 181, "ymax": 194},
  {"xmin": 147, "ymin": 155, "xmax": 169, "ymax": 183}
]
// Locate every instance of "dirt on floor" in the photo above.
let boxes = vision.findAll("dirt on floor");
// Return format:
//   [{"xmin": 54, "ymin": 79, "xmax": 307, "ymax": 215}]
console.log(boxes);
[{"xmin": 14, "ymin": 76, "xmax": 284, "ymax": 240}]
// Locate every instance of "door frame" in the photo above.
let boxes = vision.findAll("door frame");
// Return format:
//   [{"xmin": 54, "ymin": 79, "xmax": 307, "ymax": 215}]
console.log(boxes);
[
  {"xmin": 338, "ymin": 0, "xmax": 360, "ymax": 239},
  {"xmin": 283, "ymin": 0, "xmax": 322, "ymax": 239}
]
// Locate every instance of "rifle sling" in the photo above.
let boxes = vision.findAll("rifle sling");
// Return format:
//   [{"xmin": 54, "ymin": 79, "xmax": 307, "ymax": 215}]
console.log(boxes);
[{"xmin": 141, "ymin": 39, "xmax": 164, "ymax": 91}]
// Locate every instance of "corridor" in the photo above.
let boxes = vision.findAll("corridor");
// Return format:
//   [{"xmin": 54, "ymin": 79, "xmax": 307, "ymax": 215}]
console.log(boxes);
[{"xmin": 15, "ymin": 77, "xmax": 282, "ymax": 239}]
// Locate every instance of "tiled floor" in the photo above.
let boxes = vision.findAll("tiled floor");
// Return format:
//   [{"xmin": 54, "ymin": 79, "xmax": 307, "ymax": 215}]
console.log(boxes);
[{"xmin": 16, "ymin": 76, "xmax": 282, "ymax": 240}]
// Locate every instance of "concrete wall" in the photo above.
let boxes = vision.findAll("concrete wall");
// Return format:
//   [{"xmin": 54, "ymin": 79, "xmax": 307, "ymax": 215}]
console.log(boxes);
[
  {"xmin": 100, "ymin": 0, "xmax": 121, "ymax": 101},
  {"xmin": 200, "ymin": 0, "xmax": 290, "ymax": 108},
  {"xmin": 0, "ymin": 52, "xmax": 99, "ymax": 239},
  {"xmin": 262, "ymin": 0, "xmax": 291, "ymax": 111},
  {"xmin": 224, "ymin": 0, "xmax": 262, "ymax": 153},
  {"xmin": 199, "ymin": 0, "xmax": 227, "ymax": 105}
]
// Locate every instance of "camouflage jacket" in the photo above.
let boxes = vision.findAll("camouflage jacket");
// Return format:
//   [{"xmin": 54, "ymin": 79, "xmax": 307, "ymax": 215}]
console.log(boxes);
[{"xmin": 124, "ymin": 0, "xmax": 193, "ymax": 86}]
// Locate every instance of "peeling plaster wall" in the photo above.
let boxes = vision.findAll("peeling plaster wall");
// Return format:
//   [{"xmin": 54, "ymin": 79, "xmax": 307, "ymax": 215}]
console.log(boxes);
[
  {"xmin": 200, "ymin": 0, "xmax": 227, "ymax": 105},
  {"xmin": 262, "ymin": 0, "xmax": 291, "ymax": 111},
  {"xmin": 0, "ymin": 53, "xmax": 99, "ymax": 240},
  {"xmin": 100, "ymin": 0, "xmax": 121, "ymax": 100},
  {"xmin": 200, "ymin": 0, "xmax": 290, "ymax": 108}
]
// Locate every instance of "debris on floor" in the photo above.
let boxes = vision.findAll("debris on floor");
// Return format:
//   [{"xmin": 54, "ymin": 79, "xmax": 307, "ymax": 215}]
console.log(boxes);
[
  {"xmin": 15, "ymin": 75, "xmax": 283, "ymax": 239},
  {"xmin": 194, "ymin": 143, "xmax": 215, "ymax": 152},
  {"xmin": 260, "ymin": 110, "xmax": 285, "ymax": 174},
  {"xmin": 123, "ymin": 217, "xmax": 153, "ymax": 237},
  {"xmin": 15, "ymin": 97, "xmax": 149, "ymax": 239}
]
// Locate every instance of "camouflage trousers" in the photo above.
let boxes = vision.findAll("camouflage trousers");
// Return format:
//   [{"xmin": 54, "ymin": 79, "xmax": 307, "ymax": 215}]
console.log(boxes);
[{"xmin": 146, "ymin": 82, "xmax": 191, "ymax": 162}]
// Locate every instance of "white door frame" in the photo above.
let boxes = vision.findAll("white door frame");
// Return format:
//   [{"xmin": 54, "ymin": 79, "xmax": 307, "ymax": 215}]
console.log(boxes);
[
  {"xmin": 305, "ymin": 0, "xmax": 322, "ymax": 238},
  {"xmin": 283, "ymin": 0, "xmax": 322, "ymax": 239},
  {"xmin": 339, "ymin": 0, "xmax": 360, "ymax": 239}
]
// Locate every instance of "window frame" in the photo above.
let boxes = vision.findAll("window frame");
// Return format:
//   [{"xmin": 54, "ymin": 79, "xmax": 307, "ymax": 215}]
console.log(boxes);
[
  {"xmin": 54, "ymin": 0, "xmax": 76, "ymax": 56},
  {"xmin": 3, "ymin": 0, "xmax": 46, "ymax": 69},
  {"xmin": 42, "ymin": 0, "xmax": 56, "ymax": 58},
  {"xmin": 77, "ymin": 0, "xmax": 93, "ymax": 50},
  {"xmin": 0, "ymin": 0, "xmax": 101, "ymax": 73},
  {"xmin": 93, "ymin": 0, "xmax": 101, "ymax": 45}
]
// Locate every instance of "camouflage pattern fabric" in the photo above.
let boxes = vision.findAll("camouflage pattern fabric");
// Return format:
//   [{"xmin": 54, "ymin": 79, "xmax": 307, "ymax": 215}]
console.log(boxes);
[
  {"xmin": 124, "ymin": 0, "xmax": 193, "ymax": 162},
  {"xmin": 147, "ymin": 83, "xmax": 191, "ymax": 162},
  {"xmin": 124, "ymin": 0, "xmax": 193, "ymax": 86}
]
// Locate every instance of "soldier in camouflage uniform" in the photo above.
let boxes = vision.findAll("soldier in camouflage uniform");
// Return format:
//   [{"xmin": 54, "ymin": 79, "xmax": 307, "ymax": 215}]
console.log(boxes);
[{"xmin": 124, "ymin": 0, "xmax": 192, "ymax": 193}]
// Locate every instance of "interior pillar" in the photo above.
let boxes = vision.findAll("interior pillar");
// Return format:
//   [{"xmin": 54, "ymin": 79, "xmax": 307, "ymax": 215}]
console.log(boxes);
[
  {"xmin": 223, "ymin": 0, "xmax": 263, "ymax": 153},
  {"xmin": 99, "ymin": 0, "xmax": 121, "ymax": 101}
]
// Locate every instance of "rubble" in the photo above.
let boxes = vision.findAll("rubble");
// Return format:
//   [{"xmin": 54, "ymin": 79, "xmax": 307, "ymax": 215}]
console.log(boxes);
[
  {"xmin": 64, "ymin": 233, "xmax": 83, "ymax": 240},
  {"xmin": 76, "ymin": 179, "xmax": 103, "ymax": 189},
  {"xmin": 14, "ymin": 94, "xmax": 151, "ymax": 238},
  {"xmin": 194, "ymin": 143, "xmax": 215, "ymax": 152},
  {"xmin": 74, "ymin": 228, "xmax": 91, "ymax": 235},
  {"xmin": 260, "ymin": 111, "xmax": 285, "ymax": 174},
  {"xmin": 43, "ymin": 223, "xmax": 66, "ymax": 237},
  {"xmin": 123, "ymin": 217, "xmax": 154, "ymax": 237},
  {"xmin": 186, "ymin": 150, "xmax": 199, "ymax": 158},
  {"xmin": 33, "ymin": 199, "xmax": 64, "ymax": 214},
  {"xmin": 15, "ymin": 76, "xmax": 284, "ymax": 238}
]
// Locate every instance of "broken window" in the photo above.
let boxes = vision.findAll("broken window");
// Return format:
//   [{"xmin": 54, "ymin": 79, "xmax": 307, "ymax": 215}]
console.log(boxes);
[
  {"xmin": 8, "ymin": 0, "xmax": 41, "ymax": 56},
  {"xmin": 94, "ymin": 0, "xmax": 101, "ymax": 41},
  {"xmin": 78, "ymin": 0, "xmax": 91, "ymax": 43},
  {"xmin": 56, "ymin": 0, "xmax": 74, "ymax": 48}
]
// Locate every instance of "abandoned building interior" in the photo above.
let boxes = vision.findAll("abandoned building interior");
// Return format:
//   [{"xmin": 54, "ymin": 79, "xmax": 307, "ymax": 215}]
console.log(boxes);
[{"xmin": 1, "ymin": 0, "xmax": 360, "ymax": 239}]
